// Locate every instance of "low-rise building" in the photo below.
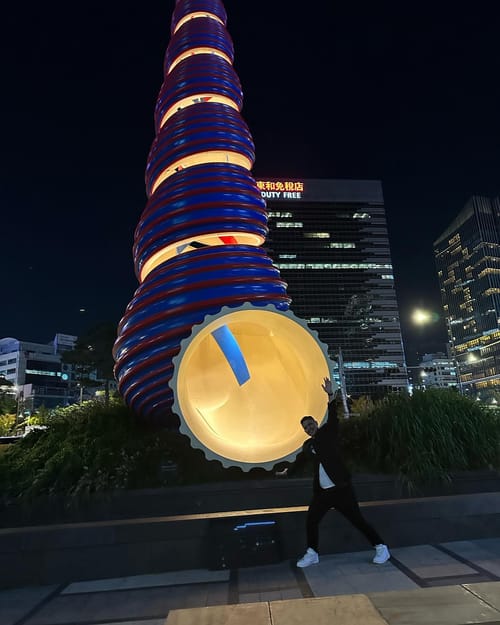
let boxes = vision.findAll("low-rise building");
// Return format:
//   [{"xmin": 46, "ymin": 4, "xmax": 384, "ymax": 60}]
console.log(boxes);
[
  {"xmin": 0, "ymin": 333, "xmax": 116, "ymax": 413},
  {"xmin": 417, "ymin": 352, "xmax": 459, "ymax": 390}
]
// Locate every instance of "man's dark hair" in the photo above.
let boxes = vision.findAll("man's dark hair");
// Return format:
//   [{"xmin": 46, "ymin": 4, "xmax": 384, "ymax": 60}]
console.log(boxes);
[{"xmin": 300, "ymin": 415, "xmax": 315, "ymax": 425}]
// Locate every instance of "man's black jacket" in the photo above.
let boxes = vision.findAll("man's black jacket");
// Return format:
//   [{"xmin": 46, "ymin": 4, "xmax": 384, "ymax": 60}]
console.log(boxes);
[{"xmin": 290, "ymin": 400, "xmax": 351, "ymax": 492}]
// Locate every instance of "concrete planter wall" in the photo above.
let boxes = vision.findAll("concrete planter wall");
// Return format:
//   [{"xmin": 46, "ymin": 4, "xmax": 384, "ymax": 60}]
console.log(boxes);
[
  {"xmin": 1, "ymin": 470, "xmax": 500, "ymax": 529},
  {"xmin": 2, "ymin": 471, "xmax": 500, "ymax": 588}
]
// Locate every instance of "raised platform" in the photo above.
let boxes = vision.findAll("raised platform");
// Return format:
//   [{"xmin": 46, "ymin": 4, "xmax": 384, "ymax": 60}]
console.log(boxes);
[
  {"xmin": 2, "ymin": 471, "xmax": 500, "ymax": 528},
  {"xmin": 2, "ymin": 487, "xmax": 500, "ymax": 588}
]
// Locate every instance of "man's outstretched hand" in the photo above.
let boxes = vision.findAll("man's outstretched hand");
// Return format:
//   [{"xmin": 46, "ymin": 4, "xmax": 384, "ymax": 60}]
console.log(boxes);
[{"xmin": 321, "ymin": 377, "xmax": 334, "ymax": 396}]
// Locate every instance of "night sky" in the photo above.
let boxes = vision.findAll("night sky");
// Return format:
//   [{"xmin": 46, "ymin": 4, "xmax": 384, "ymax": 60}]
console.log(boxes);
[{"xmin": 2, "ymin": 1, "xmax": 499, "ymax": 363}]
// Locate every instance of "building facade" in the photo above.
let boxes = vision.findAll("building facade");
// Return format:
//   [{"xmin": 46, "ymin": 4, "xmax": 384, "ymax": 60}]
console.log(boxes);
[
  {"xmin": 258, "ymin": 177, "xmax": 408, "ymax": 398},
  {"xmin": 414, "ymin": 352, "xmax": 458, "ymax": 390},
  {"xmin": 0, "ymin": 334, "xmax": 77, "ymax": 412},
  {"xmin": 434, "ymin": 195, "xmax": 500, "ymax": 398}
]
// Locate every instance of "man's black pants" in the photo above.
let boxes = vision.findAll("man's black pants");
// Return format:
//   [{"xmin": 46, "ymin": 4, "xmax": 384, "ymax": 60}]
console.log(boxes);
[{"xmin": 306, "ymin": 482, "xmax": 384, "ymax": 552}]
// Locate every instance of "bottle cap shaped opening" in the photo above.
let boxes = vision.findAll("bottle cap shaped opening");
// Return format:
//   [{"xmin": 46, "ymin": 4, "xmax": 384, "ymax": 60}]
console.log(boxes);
[{"xmin": 171, "ymin": 304, "xmax": 333, "ymax": 469}]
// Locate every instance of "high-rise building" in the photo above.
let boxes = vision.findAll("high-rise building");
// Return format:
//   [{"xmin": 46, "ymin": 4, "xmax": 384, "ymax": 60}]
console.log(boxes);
[
  {"xmin": 434, "ymin": 195, "xmax": 500, "ymax": 397},
  {"xmin": 258, "ymin": 177, "xmax": 408, "ymax": 398}
]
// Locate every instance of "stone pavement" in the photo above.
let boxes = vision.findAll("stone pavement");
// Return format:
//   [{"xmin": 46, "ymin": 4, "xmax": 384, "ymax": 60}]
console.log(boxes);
[{"xmin": 2, "ymin": 537, "xmax": 500, "ymax": 625}]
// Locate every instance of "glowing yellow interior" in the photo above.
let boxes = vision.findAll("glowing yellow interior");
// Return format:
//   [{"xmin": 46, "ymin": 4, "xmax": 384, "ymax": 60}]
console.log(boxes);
[
  {"xmin": 150, "ymin": 151, "xmax": 252, "ymax": 195},
  {"xmin": 140, "ymin": 232, "xmax": 264, "ymax": 282},
  {"xmin": 159, "ymin": 94, "xmax": 239, "ymax": 129},
  {"xmin": 174, "ymin": 308, "xmax": 330, "ymax": 465},
  {"xmin": 168, "ymin": 48, "xmax": 232, "ymax": 74},
  {"xmin": 173, "ymin": 12, "xmax": 225, "ymax": 34}
]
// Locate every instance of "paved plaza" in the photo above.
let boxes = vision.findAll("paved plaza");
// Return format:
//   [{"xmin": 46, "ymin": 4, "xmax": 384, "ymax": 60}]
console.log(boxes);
[{"xmin": 2, "ymin": 537, "xmax": 500, "ymax": 625}]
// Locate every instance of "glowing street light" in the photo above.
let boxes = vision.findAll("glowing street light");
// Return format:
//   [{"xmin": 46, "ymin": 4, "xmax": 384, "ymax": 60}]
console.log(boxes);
[{"xmin": 411, "ymin": 308, "xmax": 439, "ymax": 326}]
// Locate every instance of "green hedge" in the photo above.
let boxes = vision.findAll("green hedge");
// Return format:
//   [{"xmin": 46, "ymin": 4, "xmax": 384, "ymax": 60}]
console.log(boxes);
[
  {"xmin": 1, "ymin": 390, "xmax": 499, "ymax": 500},
  {"xmin": 0, "ymin": 399, "xmax": 268, "ymax": 500},
  {"xmin": 341, "ymin": 389, "xmax": 500, "ymax": 486}
]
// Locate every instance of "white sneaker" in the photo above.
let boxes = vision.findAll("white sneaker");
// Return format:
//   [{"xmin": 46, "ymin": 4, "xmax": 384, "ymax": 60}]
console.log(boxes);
[
  {"xmin": 297, "ymin": 547, "xmax": 319, "ymax": 568},
  {"xmin": 373, "ymin": 544, "xmax": 390, "ymax": 564}
]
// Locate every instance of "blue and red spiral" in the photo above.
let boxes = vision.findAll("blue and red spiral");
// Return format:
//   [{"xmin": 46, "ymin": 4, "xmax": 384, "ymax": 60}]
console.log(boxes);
[{"xmin": 114, "ymin": 0, "xmax": 331, "ymax": 469}]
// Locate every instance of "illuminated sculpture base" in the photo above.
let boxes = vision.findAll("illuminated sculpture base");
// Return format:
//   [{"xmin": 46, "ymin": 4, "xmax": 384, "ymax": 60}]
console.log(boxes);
[{"xmin": 171, "ymin": 303, "xmax": 332, "ymax": 470}]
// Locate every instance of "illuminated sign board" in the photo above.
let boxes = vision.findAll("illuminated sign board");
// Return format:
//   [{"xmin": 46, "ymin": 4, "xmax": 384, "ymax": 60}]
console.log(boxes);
[
  {"xmin": 256, "ymin": 180, "xmax": 304, "ymax": 200},
  {"xmin": 255, "ymin": 178, "xmax": 384, "ymax": 204}
]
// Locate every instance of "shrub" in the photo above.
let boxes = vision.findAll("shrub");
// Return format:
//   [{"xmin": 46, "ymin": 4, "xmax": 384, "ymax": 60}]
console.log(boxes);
[
  {"xmin": 0, "ymin": 414, "xmax": 15, "ymax": 436},
  {"xmin": 347, "ymin": 389, "xmax": 500, "ymax": 487},
  {"xmin": 2, "ymin": 389, "xmax": 499, "ymax": 500},
  {"xmin": 0, "ymin": 399, "xmax": 269, "ymax": 500}
]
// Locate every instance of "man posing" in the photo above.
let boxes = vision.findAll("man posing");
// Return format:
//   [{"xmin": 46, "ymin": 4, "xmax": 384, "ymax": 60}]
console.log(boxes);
[{"xmin": 278, "ymin": 377, "xmax": 390, "ymax": 568}]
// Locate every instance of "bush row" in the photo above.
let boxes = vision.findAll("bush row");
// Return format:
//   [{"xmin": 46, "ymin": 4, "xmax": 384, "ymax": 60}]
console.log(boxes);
[{"xmin": 0, "ymin": 389, "xmax": 499, "ymax": 500}]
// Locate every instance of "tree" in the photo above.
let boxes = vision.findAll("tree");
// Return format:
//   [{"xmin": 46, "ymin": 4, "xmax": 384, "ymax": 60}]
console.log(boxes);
[
  {"xmin": 0, "ymin": 377, "xmax": 16, "ymax": 416},
  {"xmin": 62, "ymin": 323, "xmax": 117, "ymax": 406}
]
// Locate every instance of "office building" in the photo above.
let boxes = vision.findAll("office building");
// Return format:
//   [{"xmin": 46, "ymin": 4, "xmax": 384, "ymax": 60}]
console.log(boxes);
[
  {"xmin": 0, "ymin": 334, "xmax": 77, "ymax": 412},
  {"xmin": 258, "ymin": 177, "xmax": 408, "ymax": 398},
  {"xmin": 434, "ymin": 195, "xmax": 500, "ymax": 397},
  {"xmin": 415, "ymin": 352, "xmax": 458, "ymax": 390},
  {"xmin": 0, "ymin": 333, "xmax": 119, "ymax": 415}
]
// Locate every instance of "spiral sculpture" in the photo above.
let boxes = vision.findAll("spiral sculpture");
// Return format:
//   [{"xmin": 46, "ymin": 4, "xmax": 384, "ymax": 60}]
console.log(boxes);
[{"xmin": 114, "ymin": 0, "xmax": 333, "ymax": 470}]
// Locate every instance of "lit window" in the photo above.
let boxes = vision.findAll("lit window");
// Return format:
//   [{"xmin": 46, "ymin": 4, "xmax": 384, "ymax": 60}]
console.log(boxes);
[
  {"xmin": 274, "ymin": 263, "xmax": 393, "ymax": 270},
  {"xmin": 352, "ymin": 212, "xmax": 370, "ymax": 219},
  {"xmin": 25, "ymin": 369, "xmax": 59, "ymax": 377},
  {"xmin": 328, "ymin": 242, "xmax": 355, "ymax": 248},
  {"xmin": 304, "ymin": 232, "xmax": 330, "ymax": 239},
  {"xmin": 342, "ymin": 361, "xmax": 398, "ymax": 369},
  {"xmin": 276, "ymin": 222, "xmax": 303, "ymax": 228}
]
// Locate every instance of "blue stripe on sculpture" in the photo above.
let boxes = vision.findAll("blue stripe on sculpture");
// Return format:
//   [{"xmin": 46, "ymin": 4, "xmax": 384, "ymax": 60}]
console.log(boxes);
[
  {"xmin": 116, "ymin": 265, "xmax": 289, "ymax": 352},
  {"xmin": 134, "ymin": 218, "xmax": 268, "ymax": 278},
  {"xmin": 134, "ymin": 164, "xmax": 266, "ymax": 277},
  {"xmin": 164, "ymin": 18, "xmax": 234, "ymax": 74},
  {"xmin": 114, "ymin": 244, "xmax": 291, "ymax": 420},
  {"xmin": 211, "ymin": 325, "xmax": 251, "ymax": 386},
  {"xmin": 114, "ymin": 0, "xmax": 296, "ymax": 424},
  {"xmin": 140, "ymin": 163, "xmax": 263, "ymax": 207},
  {"xmin": 115, "ymin": 246, "xmax": 290, "ymax": 357},
  {"xmin": 145, "ymin": 104, "xmax": 255, "ymax": 197},
  {"xmin": 136, "ymin": 195, "xmax": 266, "ymax": 237},
  {"xmin": 155, "ymin": 55, "xmax": 243, "ymax": 131},
  {"xmin": 171, "ymin": 0, "xmax": 227, "ymax": 33},
  {"xmin": 137, "ymin": 165, "xmax": 265, "ymax": 235}
]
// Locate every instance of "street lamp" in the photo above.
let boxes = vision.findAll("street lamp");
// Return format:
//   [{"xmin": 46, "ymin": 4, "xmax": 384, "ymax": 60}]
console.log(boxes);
[
  {"xmin": 410, "ymin": 307, "xmax": 461, "ymax": 392},
  {"xmin": 411, "ymin": 308, "xmax": 440, "ymax": 326},
  {"xmin": 412, "ymin": 309, "xmax": 432, "ymax": 325},
  {"xmin": 12, "ymin": 385, "xmax": 24, "ymax": 428}
]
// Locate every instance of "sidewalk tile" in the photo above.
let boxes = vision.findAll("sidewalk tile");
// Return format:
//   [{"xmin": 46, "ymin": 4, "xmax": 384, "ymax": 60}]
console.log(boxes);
[
  {"xmin": 369, "ymin": 584, "xmax": 500, "ymax": 625},
  {"xmin": 93, "ymin": 621, "xmax": 166, "ymax": 625},
  {"xmin": 62, "ymin": 569, "xmax": 229, "ymax": 594},
  {"xmin": 464, "ymin": 581, "xmax": 500, "ymax": 611},
  {"xmin": 0, "ymin": 585, "xmax": 58, "ymax": 625},
  {"xmin": 24, "ymin": 584, "xmax": 227, "ymax": 625},
  {"xmin": 166, "ymin": 602, "xmax": 270, "ymax": 625},
  {"xmin": 391, "ymin": 545, "xmax": 476, "ymax": 579},
  {"xmin": 270, "ymin": 595, "xmax": 388, "ymax": 625},
  {"xmin": 302, "ymin": 551, "xmax": 417, "ymax": 596},
  {"xmin": 443, "ymin": 539, "xmax": 500, "ymax": 577}
]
